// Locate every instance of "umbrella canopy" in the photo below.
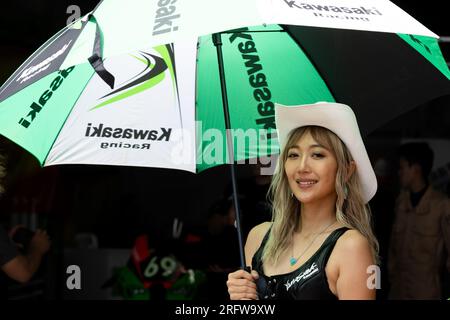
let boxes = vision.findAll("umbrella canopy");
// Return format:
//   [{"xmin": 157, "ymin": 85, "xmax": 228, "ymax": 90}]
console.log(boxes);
[{"xmin": 0, "ymin": 0, "xmax": 448, "ymax": 172}]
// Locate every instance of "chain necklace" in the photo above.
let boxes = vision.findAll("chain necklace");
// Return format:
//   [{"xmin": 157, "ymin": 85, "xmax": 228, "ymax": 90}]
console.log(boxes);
[{"xmin": 289, "ymin": 220, "xmax": 337, "ymax": 266}]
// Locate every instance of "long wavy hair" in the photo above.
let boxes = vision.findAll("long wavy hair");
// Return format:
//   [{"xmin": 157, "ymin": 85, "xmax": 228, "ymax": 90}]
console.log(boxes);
[{"xmin": 261, "ymin": 126, "xmax": 379, "ymax": 266}]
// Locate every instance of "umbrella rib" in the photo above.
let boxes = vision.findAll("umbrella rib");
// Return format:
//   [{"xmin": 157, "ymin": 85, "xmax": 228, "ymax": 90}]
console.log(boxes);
[{"xmin": 91, "ymin": 0, "xmax": 105, "ymax": 15}]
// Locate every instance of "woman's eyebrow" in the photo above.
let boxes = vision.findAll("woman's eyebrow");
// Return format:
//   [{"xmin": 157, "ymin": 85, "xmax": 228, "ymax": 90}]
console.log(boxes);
[
  {"xmin": 309, "ymin": 144, "xmax": 327, "ymax": 150},
  {"xmin": 288, "ymin": 143, "xmax": 327, "ymax": 150}
]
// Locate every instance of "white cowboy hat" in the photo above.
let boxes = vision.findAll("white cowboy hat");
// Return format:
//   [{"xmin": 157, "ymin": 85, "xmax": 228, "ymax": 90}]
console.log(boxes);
[{"xmin": 275, "ymin": 102, "xmax": 377, "ymax": 203}]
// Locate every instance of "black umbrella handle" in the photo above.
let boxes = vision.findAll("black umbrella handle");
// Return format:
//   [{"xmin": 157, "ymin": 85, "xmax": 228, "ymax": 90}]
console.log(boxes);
[{"xmin": 212, "ymin": 33, "xmax": 248, "ymax": 271}]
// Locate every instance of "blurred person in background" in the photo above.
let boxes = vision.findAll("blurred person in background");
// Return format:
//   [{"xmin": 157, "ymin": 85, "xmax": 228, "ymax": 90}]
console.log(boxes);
[
  {"xmin": 388, "ymin": 142, "xmax": 450, "ymax": 299},
  {"xmin": 0, "ymin": 152, "xmax": 50, "ymax": 299}
]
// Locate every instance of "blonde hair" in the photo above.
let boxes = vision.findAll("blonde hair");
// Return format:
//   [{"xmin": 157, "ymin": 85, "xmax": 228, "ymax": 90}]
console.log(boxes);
[{"xmin": 262, "ymin": 126, "xmax": 379, "ymax": 266}]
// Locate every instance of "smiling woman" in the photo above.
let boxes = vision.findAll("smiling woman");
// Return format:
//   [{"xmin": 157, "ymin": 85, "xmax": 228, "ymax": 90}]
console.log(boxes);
[
  {"xmin": 285, "ymin": 131, "xmax": 340, "ymax": 205},
  {"xmin": 226, "ymin": 102, "xmax": 379, "ymax": 300}
]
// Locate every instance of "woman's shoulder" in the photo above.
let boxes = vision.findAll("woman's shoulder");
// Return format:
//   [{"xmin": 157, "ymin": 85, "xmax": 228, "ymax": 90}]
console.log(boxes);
[
  {"xmin": 336, "ymin": 228, "xmax": 369, "ymax": 246},
  {"xmin": 326, "ymin": 228, "xmax": 373, "ymax": 279},
  {"xmin": 248, "ymin": 221, "xmax": 272, "ymax": 243},
  {"xmin": 327, "ymin": 228, "xmax": 376, "ymax": 299},
  {"xmin": 333, "ymin": 228, "xmax": 372, "ymax": 260},
  {"xmin": 244, "ymin": 221, "xmax": 272, "ymax": 265}
]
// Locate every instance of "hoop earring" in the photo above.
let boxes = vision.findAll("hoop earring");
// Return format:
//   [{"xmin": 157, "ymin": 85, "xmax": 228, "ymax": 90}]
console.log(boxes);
[{"xmin": 291, "ymin": 192, "xmax": 294, "ymax": 198}]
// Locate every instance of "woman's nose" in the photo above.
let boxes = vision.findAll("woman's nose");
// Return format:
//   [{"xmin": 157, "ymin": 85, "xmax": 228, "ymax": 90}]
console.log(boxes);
[{"xmin": 297, "ymin": 155, "xmax": 310, "ymax": 172}]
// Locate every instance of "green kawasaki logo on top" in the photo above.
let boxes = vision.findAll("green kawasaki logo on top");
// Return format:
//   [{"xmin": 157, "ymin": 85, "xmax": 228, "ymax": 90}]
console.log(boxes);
[
  {"xmin": 229, "ymin": 28, "xmax": 277, "ymax": 138},
  {"xmin": 19, "ymin": 66, "xmax": 75, "ymax": 128},
  {"xmin": 91, "ymin": 44, "xmax": 178, "ymax": 111}
]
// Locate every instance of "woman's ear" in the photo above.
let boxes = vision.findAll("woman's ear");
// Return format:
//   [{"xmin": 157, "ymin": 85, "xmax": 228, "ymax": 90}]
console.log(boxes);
[{"xmin": 346, "ymin": 160, "xmax": 356, "ymax": 182}]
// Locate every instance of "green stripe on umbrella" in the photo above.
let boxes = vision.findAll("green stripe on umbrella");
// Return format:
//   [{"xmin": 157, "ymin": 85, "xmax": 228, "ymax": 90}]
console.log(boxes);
[
  {"xmin": 0, "ymin": 64, "xmax": 95, "ymax": 162},
  {"xmin": 398, "ymin": 33, "xmax": 450, "ymax": 80},
  {"xmin": 196, "ymin": 25, "xmax": 335, "ymax": 173}
]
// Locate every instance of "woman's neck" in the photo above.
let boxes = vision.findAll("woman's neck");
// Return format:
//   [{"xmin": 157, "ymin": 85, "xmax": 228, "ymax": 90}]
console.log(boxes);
[{"xmin": 297, "ymin": 196, "xmax": 337, "ymax": 235}]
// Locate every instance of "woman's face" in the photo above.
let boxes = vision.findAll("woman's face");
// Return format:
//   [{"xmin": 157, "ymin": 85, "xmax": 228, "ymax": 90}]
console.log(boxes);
[{"xmin": 284, "ymin": 131, "xmax": 338, "ymax": 204}]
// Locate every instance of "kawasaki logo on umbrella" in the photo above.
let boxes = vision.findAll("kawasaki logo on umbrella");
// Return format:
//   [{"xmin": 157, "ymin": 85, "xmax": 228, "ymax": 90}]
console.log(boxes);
[
  {"xmin": 18, "ymin": 66, "xmax": 75, "ymax": 128},
  {"xmin": 153, "ymin": 0, "xmax": 180, "ymax": 36},
  {"xmin": 85, "ymin": 123, "xmax": 172, "ymax": 141},
  {"xmin": 85, "ymin": 123, "xmax": 172, "ymax": 150},
  {"xmin": 283, "ymin": 0, "xmax": 382, "ymax": 16},
  {"xmin": 17, "ymin": 41, "xmax": 73, "ymax": 85},
  {"xmin": 229, "ymin": 28, "xmax": 276, "ymax": 139}
]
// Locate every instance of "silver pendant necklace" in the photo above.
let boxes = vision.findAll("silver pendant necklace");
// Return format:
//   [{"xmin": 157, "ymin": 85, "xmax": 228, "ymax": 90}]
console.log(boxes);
[{"xmin": 290, "ymin": 220, "xmax": 337, "ymax": 266}]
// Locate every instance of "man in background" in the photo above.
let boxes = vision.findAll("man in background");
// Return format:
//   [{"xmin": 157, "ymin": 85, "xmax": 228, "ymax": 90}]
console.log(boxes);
[{"xmin": 388, "ymin": 142, "xmax": 450, "ymax": 299}]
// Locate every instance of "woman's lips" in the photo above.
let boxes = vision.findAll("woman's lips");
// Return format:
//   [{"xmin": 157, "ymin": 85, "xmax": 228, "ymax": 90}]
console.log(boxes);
[{"xmin": 296, "ymin": 179, "xmax": 318, "ymax": 189}]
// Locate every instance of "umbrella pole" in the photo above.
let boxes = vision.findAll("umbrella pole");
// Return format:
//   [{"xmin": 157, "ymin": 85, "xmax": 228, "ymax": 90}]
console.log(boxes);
[{"xmin": 212, "ymin": 33, "xmax": 250, "ymax": 272}]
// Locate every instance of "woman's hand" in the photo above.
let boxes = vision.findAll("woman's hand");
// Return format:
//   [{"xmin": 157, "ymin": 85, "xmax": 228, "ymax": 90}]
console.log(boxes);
[{"xmin": 226, "ymin": 268, "xmax": 259, "ymax": 300}]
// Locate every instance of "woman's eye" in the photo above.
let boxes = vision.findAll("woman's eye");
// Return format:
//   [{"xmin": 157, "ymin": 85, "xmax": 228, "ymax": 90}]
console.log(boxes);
[
  {"xmin": 312, "ymin": 153, "xmax": 324, "ymax": 158},
  {"xmin": 288, "ymin": 153, "xmax": 298, "ymax": 158}
]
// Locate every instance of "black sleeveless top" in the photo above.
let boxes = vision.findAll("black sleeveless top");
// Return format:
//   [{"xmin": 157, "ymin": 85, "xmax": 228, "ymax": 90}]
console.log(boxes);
[{"xmin": 251, "ymin": 226, "xmax": 350, "ymax": 300}]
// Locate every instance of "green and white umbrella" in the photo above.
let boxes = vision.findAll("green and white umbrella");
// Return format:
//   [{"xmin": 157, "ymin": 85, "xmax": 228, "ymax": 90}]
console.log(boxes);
[
  {"xmin": 1, "ymin": 0, "xmax": 449, "ymax": 268},
  {"xmin": 1, "ymin": 0, "xmax": 449, "ymax": 172}
]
